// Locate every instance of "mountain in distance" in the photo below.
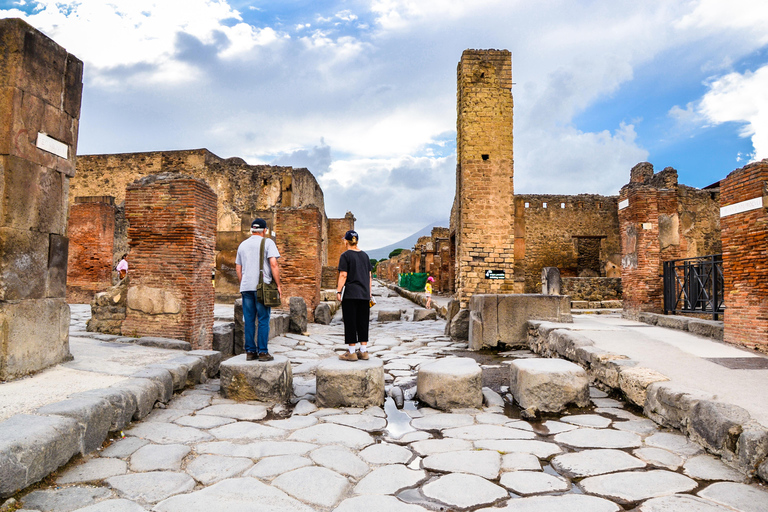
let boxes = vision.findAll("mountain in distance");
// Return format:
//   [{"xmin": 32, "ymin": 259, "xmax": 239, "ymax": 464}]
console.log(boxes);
[{"xmin": 366, "ymin": 218, "xmax": 450, "ymax": 260}]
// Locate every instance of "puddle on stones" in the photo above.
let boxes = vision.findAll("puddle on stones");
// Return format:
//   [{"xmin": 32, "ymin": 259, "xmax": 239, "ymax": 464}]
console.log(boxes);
[{"xmin": 384, "ymin": 396, "xmax": 418, "ymax": 438}]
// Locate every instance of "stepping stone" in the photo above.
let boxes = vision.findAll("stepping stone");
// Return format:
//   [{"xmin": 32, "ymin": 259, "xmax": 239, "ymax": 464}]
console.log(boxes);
[
  {"xmin": 410, "ymin": 413, "xmax": 474, "ymax": 430},
  {"xmin": 288, "ymin": 423, "xmax": 375, "ymax": 449},
  {"xmin": 417, "ymin": 357, "xmax": 482, "ymax": 410},
  {"xmin": 580, "ymin": 469, "xmax": 698, "ymax": 504},
  {"xmin": 633, "ymin": 447, "xmax": 684, "ymax": 470},
  {"xmin": 354, "ymin": 464, "xmax": 428, "ymax": 495},
  {"xmin": 130, "ymin": 444, "xmax": 191, "ymax": 472},
  {"xmin": 502, "ymin": 452, "xmax": 541, "ymax": 471},
  {"xmin": 219, "ymin": 354, "xmax": 293, "ymax": 402},
  {"xmin": 153, "ymin": 477, "xmax": 314, "ymax": 512},
  {"xmin": 335, "ymin": 495, "xmax": 431, "ymax": 512},
  {"xmin": 69, "ymin": 499, "xmax": 148, "ymax": 512},
  {"xmin": 56, "ymin": 458, "xmax": 127, "ymax": 484},
  {"xmin": 554, "ymin": 428, "xmax": 642, "ymax": 449},
  {"xmin": 645, "ymin": 432, "xmax": 704, "ymax": 457},
  {"xmin": 101, "ymin": 437, "xmax": 149, "ymax": 458},
  {"xmin": 561, "ymin": 414, "xmax": 612, "ymax": 428},
  {"xmin": 185, "ymin": 454, "xmax": 253, "ymax": 484},
  {"xmin": 359, "ymin": 443, "xmax": 413, "ymax": 464},
  {"xmin": 476, "ymin": 494, "xmax": 620, "ymax": 512},
  {"xmin": 638, "ymin": 494, "xmax": 736, "ymax": 512},
  {"xmin": 423, "ymin": 450, "xmax": 501, "ymax": 479},
  {"xmin": 197, "ymin": 404, "xmax": 268, "ymax": 421},
  {"xmin": 246, "ymin": 455, "xmax": 313, "ymax": 479},
  {"xmin": 272, "ymin": 466, "xmax": 350, "ymax": 508},
  {"xmin": 125, "ymin": 422, "xmax": 213, "ymax": 444},
  {"xmin": 442, "ymin": 424, "xmax": 536, "ymax": 440},
  {"xmin": 683, "ymin": 455, "xmax": 744, "ymax": 482},
  {"xmin": 422, "ymin": 473, "xmax": 507, "ymax": 509},
  {"xmin": 173, "ymin": 414, "xmax": 235, "ymax": 429},
  {"xmin": 209, "ymin": 422, "xmax": 285, "ymax": 441},
  {"xmin": 499, "ymin": 471, "xmax": 570, "ymax": 495},
  {"xmin": 106, "ymin": 472, "xmax": 196, "ymax": 503},
  {"xmin": 474, "ymin": 439, "xmax": 563, "ymax": 459},
  {"xmin": 551, "ymin": 449, "xmax": 646, "ymax": 478},
  {"xmin": 21, "ymin": 488, "xmax": 114, "ymax": 512},
  {"xmin": 310, "ymin": 445, "xmax": 370, "ymax": 478},
  {"xmin": 315, "ymin": 358, "xmax": 385, "ymax": 408},
  {"xmin": 697, "ymin": 482, "xmax": 768, "ymax": 512},
  {"xmin": 509, "ymin": 358, "xmax": 589, "ymax": 413},
  {"xmin": 322, "ymin": 413, "xmax": 387, "ymax": 432},
  {"xmin": 410, "ymin": 438, "xmax": 473, "ymax": 456}
]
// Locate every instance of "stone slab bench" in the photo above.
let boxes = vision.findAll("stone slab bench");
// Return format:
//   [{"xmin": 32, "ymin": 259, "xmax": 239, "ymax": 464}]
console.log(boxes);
[
  {"xmin": 417, "ymin": 357, "xmax": 482, "ymax": 410},
  {"xmin": 509, "ymin": 358, "xmax": 589, "ymax": 414},
  {"xmin": 219, "ymin": 354, "xmax": 292, "ymax": 403},
  {"xmin": 315, "ymin": 358, "xmax": 385, "ymax": 408}
]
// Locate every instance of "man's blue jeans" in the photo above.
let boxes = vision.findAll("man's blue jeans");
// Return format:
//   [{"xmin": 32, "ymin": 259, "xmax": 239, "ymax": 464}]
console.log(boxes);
[{"xmin": 241, "ymin": 291, "xmax": 271, "ymax": 354}]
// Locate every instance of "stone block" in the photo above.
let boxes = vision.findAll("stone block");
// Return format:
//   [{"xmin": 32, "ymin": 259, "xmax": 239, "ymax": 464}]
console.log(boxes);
[
  {"xmin": 314, "ymin": 302, "xmax": 332, "ymax": 325},
  {"xmin": 234, "ymin": 298, "xmax": 243, "ymax": 354},
  {"xmin": 212, "ymin": 322, "xmax": 234, "ymax": 359},
  {"xmin": 509, "ymin": 358, "xmax": 589, "ymax": 414},
  {"xmin": 131, "ymin": 368, "xmax": 174, "ymax": 403},
  {"xmin": 617, "ymin": 367, "xmax": 669, "ymax": 407},
  {"xmin": 36, "ymin": 397, "xmax": 113, "ymax": 454},
  {"xmin": 315, "ymin": 358, "xmax": 385, "ymax": 408},
  {"xmin": 688, "ymin": 319, "xmax": 724, "ymax": 340},
  {"xmin": 417, "ymin": 357, "xmax": 483, "ymax": 410},
  {"xmin": 165, "ymin": 355, "xmax": 206, "ymax": 387},
  {"xmin": 119, "ymin": 378, "xmax": 162, "ymax": 421},
  {"xmin": 655, "ymin": 315, "xmax": 689, "ymax": 331},
  {"xmin": 289, "ymin": 296, "xmax": 308, "ymax": 333},
  {"xmin": 541, "ymin": 267, "xmax": 562, "ymax": 295},
  {"xmin": 0, "ymin": 298, "xmax": 70, "ymax": 381},
  {"xmin": 377, "ymin": 310, "xmax": 401, "ymax": 322},
  {"xmin": 133, "ymin": 336, "xmax": 191, "ymax": 351},
  {"xmin": 413, "ymin": 308, "xmax": 437, "ymax": 321},
  {"xmin": 643, "ymin": 382, "xmax": 709, "ymax": 431},
  {"xmin": 71, "ymin": 387, "xmax": 137, "ymax": 433},
  {"xmin": 0, "ymin": 155, "xmax": 68, "ymax": 234},
  {"xmin": 148, "ymin": 361, "xmax": 190, "ymax": 391},
  {"xmin": 220, "ymin": 354, "xmax": 292, "ymax": 402},
  {"xmin": 126, "ymin": 286, "xmax": 182, "ymax": 315},
  {"xmin": 638, "ymin": 312, "xmax": 659, "ymax": 325},
  {"xmin": 0, "ymin": 414, "xmax": 81, "ymax": 498},
  {"xmin": 187, "ymin": 350, "xmax": 222, "ymax": 380},
  {"xmin": 450, "ymin": 309, "xmax": 470, "ymax": 340},
  {"xmin": 445, "ymin": 300, "xmax": 460, "ymax": 336},
  {"xmin": 270, "ymin": 312, "xmax": 289, "ymax": 338},
  {"xmin": 688, "ymin": 400, "xmax": 751, "ymax": 455},
  {"xmin": 0, "ymin": 227, "xmax": 49, "ymax": 301}
]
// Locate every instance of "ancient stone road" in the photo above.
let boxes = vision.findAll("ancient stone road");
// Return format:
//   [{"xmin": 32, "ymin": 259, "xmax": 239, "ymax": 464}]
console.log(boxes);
[{"xmin": 12, "ymin": 283, "xmax": 768, "ymax": 512}]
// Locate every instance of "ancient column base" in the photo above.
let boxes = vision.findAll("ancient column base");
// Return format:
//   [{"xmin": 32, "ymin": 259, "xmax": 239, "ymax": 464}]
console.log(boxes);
[
  {"xmin": 316, "ymin": 358, "xmax": 385, "ymax": 408},
  {"xmin": 219, "ymin": 354, "xmax": 292, "ymax": 402}
]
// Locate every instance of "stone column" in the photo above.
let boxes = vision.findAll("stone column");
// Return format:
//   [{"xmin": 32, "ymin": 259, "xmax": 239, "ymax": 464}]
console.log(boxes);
[
  {"xmin": 122, "ymin": 174, "xmax": 217, "ymax": 349},
  {"xmin": 0, "ymin": 19, "xmax": 83, "ymax": 381}
]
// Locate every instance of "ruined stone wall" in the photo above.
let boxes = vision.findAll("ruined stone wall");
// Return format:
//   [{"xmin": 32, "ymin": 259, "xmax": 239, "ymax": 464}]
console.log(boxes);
[
  {"xmin": 720, "ymin": 160, "xmax": 768, "ymax": 352},
  {"xmin": 452, "ymin": 49, "xmax": 515, "ymax": 307},
  {"xmin": 275, "ymin": 207, "xmax": 323, "ymax": 321},
  {"xmin": 562, "ymin": 277, "xmax": 622, "ymax": 302},
  {"xmin": 328, "ymin": 212, "xmax": 355, "ymax": 267},
  {"xmin": 121, "ymin": 174, "xmax": 216, "ymax": 349},
  {"xmin": 377, "ymin": 250, "xmax": 412, "ymax": 284},
  {"xmin": 66, "ymin": 196, "xmax": 115, "ymax": 304},
  {"xmin": 0, "ymin": 19, "xmax": 82, "ymax": 380},
  {"xmin": 514, "ymin": 194, "xmax": 621, "ymax": 294}
]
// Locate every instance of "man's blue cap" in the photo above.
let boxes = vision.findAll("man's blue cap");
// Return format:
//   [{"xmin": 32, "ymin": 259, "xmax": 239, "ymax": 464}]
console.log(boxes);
[
  {"xmin": 344, "ymin": 230, "xmax": 358, "ymax": 241},
  {"xmin": 251, "ymin": 218, "xmax": 267, "ymax": 230}
]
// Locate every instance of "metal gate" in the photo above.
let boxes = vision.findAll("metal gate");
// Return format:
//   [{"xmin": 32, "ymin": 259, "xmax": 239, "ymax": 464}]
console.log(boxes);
[{"xmin": 663, "ymin": 254, "xmax": 724, "ymax": 320}]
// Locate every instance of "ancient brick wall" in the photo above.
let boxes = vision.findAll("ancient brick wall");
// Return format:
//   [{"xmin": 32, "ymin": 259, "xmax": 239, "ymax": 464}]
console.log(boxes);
[
  {"xmin": 514, "ymin": 194, "xmax": 621, "ymax": 293},
  {"xmin": 328, "ymin": 212, "xmax": 355, "ymax": 268},
  {"xmin": 562, "ymin": 277, "xmax": 622, "ymax": 301},
  {"xmin": 121, "ymin": 174, "xmax": 216, "ymax": 349},
  {"xmin": 0, "ymin": 19, "xmax": 82, "ymax": 380},
  {"xmin": 452, "ymin": 49, "xmax": 515, "ymax": 307},
  {"xmin": 720, "ymin": 159, "xmax": 768, "ymax": 351},
  {"xmin": 66, "ymin": 196, "xmax": 116, "ymax": 304},
  {"xmin": 275, "ymin": 207, "xmax": 323, "ymax": 321}
]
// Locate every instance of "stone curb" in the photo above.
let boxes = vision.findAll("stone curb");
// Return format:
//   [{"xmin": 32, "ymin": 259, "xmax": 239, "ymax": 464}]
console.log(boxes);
[
  {"xmin": 381, "ymin": 282, "xmax": 448, "ymax": 320},
  {"xmin": 527, "ymin": 320, "xmax": 767, "ymax": 483},
  {"xmin": 630, "ymin": 312, "xmax": 724, "ymax": 341},
  {"xmin": 0, "ymin": 350, "xmax": 221, "ymax": 498}
]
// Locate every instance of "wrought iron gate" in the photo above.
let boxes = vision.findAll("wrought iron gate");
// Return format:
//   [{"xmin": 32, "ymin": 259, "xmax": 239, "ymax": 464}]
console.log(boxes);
[{"xmin": 663, "ymin": 254, "xmax": 724, "ymax": 320}]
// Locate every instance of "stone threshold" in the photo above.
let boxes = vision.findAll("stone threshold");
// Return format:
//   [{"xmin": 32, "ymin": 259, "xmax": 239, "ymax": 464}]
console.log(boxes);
[
  {"xmin": 0, "ymin": 349, "xmax": 222, "ymax": 498},
  {"xmin": 527, "ymin": 320, "xmax": 767, "ymax": 484}
]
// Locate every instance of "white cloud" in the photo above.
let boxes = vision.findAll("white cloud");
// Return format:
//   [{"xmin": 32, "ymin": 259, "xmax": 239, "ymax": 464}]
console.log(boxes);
[{"xmin": 677, "ymin": 0, "xmax": 768, "ymax": 44}]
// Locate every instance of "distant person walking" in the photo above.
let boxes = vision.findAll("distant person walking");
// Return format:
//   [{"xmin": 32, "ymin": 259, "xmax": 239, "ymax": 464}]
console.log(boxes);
[
  {"xmin": 236, "ymin": 218, "xmax": 282, "ymax": 362},
  {"xmin": 337, "ymin": 230, "xmax": 372, "ymax": 361},
  {"xmin": 116, "ymin": 254, "xmax": 128, "ymax": 280},
  {"xmin": 425, "ymin": 276, "xmax": 434, "ymax": 309}
]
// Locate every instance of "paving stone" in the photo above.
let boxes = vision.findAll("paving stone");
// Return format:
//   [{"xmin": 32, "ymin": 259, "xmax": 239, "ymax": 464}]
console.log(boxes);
[
  {"xmin": 265, "ymin": 415, "xmax": 318, "ymax": 430},
  {"xmin": 143, "ymin": 409, "xmax": 193, "ymax": 423},
  {"xmin": 272, "ymin": 466, "xmax": 349, "ymax": 507},
  {"xmin": 153, "ymin": 477, "xmax": 314, "ymax": 512},
  {"xmin": 101, "ymin": 437, "xmax": 149, "ymax": 458},
  {"xmin": 423, "ymin": 450, "xmax": 501, "ymax": 479},
  {"xmin": 501, "ymin": 452, "xmax": 541, "ymax": 471},
  {"xmin": 208, "ymin": 422, "xmax": 285, "ymax": 440},
  {"xmin": 56, "ymin": 458, "xmax": 128, "ymax": 484},
  {"xmin": 288, "ymin": 423, "xmax": 375, "ymax": 449},
  {"xmin": 441, "ymin": 424, "xmax": 537, "ymax": 440},
  {"xmin": 310, "ymin": 445, "xmax": 370, "ymax": 478},
  {"xmin": 410, "ymin": 438, "xmax": 473, "ymax": 456},
  {"xmin": 359, "ymin": 442, "xmax": 413, "ymax": 464},
  {"xmin": 334, "ymin": 495, "xmax": 431, "ymax": 512},
  {"xmin": 166, "ymin": 394, "xmax": 211, "ymax": 410},
  {"xmin": 421, "ymin": 473, "xmax": 508, "ymax": 509},
  {"xmin": 21, "ymin": 486, "xmax": 114, "ymax": 512},
  {"xmin": 595, "ymin": 407, "xmax": 643, "ymax": 420},
  {"xmin": 633, "ymin": 447, "xmax": 684, "ymax": 470},
  {"xmin": 683, "ymin": 454, "xmax": 745, "ymax": 482},
  {"xmin": 561, "ymin": 414, "xmax": 612, "ymax": 428},
  {"xmin": 125, "ymin": 422, "xmax": 213, "ymax": 444},
  {"xmin": 197, "ymin": 440, "xmax": 317, "ymax": 458},
  {"xmin": 591, "ymin": 398, "xmax": 623, "ymax": 408},
  {"xmin": 551, "ymin": 448, "xmax": 646, "ymax": 478},
  {"xmin": 322, "ymin": 413, "xmax": 387, "ymax": 432},
  {"xmin": 106, "ymin": 472, "xmax": 196, "ymax": 504},
  {"xmin": 612, "ymin": 418, "xmax": 659, "ymax": 435},
  {"xmin": 474, "ymin": 439, "xmax": 563, "ymax": 458},
  {"xmin": 410, "ymin": 413, "xmax": 474, "ymax": 430},
  {"xmin": 697, "ymin": 482, "xmax": 768, "ymax": 512},
  {"xmin": 185, "ymin": 454, "xmax": 253, "ymax": 485},
  {"xmin": 172, "ymin": 414, "xmax": 235, "ymax": 429},
  {"xmin": 67, "ymin": 498, "xmax": 148, "ymax": 511},
  {"xmin": 477, "ymin": 494, "xmax": 621, "ymax": 512},
  {"xmin": 292, "ymin": 399, "xmax": 318, "ymax": 415},
  {"xmin": 129, "ymin": 444, "xmax": 190, "ymax": 472},
  {"xmin": 476, "ymin": 412, "xmax": 513, "ymax": 425},
  {"xmin": 245, "ymin": 455, "xmax": 313, "ymax": 479},
  {"xmin": 645, "ymin": 432, "xmax": 704, "ymax": 457},
  {"xmin": 638, "ymin": 494, "xmax": 736, "ymax": 512},
  {"xmin": 539, "ymin": 420, "xmax": 578, "ymax": 435},
  {"xmin": 554, "ymin": 428, "xmax": 642, "ymax": 449},
  {"xmin": 499, "ymin": 470, "xmax": 570, "ymax": 495},
  {"xmin": 580, "ymin": 469, "xmax": 698, "ymax": 504},
  {"xmin": 197, "ymin": 404, "xmax": 268, "ymax": 421},
  {"xmin": 354, "ymin": 464, "xmax": 428, "ymax": 495}
]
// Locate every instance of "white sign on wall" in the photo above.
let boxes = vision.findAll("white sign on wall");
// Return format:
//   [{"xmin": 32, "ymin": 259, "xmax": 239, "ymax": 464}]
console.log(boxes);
[
  {"xmin": 720, "ymin": 197, "xmax": 765, "ymax": 218},
  {"xmin": 36, "ymin": 132, "xmax": 69, "ymax": 159}
]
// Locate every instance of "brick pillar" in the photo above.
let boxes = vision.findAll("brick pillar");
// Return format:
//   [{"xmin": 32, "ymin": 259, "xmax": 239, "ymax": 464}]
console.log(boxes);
[
  {"xmin": 66, "ymin": 196, "xmax": 116, "ymax": 303},
  {"xmin": 275, "ymin": 207, "xmax": 323, "ymax": 321},
  {"xmin": 327, "ymin": 211, "xmax": 355, "ymax": 266},
  {"xmin": 122, "ymin": 174, "xmax": 217, "ymax": 349},
  {"xmin": 720, "ymin": 160, "xmax": 768, "ymax": 352},
  {"xmin": 0, "ymin": 19, "xmax": 83, "ymax": 380},
  {"xmin": 453, "ymin": 49, "xmax": 515, "ymax": 307}
]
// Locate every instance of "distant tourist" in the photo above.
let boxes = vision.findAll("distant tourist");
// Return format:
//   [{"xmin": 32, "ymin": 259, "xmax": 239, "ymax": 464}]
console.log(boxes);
[
  {"xmin": 116, "ymin": 254, "xmax": 128, "ymax": 280},
  {"xmin": 236, "ymin": 218, "xmax": 282, "ymax": 362},
  {"xmin": 425, "ymin": 276, "xmax": 434, "ymax": 309},
  {"xmin": 337, "ymin": 230, "xmax": 373, "ymax": 361}
]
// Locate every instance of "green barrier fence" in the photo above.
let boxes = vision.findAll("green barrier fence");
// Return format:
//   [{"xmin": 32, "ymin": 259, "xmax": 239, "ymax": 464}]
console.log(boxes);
[{"xmin": 398, "ymin": 272, "xmax": 429, "ymax": 292}]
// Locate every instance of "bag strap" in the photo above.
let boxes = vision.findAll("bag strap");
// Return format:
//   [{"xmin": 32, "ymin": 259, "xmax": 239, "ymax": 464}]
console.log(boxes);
[{"xmin": 258, "ymin": 236, "xmax": 266, "ymax": 287}]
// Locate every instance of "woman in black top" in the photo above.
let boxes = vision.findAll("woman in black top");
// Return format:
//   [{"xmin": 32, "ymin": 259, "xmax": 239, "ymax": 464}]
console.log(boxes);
[{"xmin": 336, "ymin": 230, "xmax": 372, "ymax": 361}]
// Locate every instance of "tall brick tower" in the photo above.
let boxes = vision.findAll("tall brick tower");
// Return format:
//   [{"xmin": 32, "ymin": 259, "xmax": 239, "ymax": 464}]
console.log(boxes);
[{"xmin": 452, "ymin": 49, "xmax": 515, "ymax": 307}]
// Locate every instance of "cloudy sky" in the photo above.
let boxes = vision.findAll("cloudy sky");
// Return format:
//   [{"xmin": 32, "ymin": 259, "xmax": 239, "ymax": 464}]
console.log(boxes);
[{"xmin": 2, "ymin": 0, "xmax": 767, "ymax": 249}]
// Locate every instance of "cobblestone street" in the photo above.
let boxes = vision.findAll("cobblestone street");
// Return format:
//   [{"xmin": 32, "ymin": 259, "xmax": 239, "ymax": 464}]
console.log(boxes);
[{"xmin": 11, "ymin": 283, "xmax": 768, "ymax": 512}]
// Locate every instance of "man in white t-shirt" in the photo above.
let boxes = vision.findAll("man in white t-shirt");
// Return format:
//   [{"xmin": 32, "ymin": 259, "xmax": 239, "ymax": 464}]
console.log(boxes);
[{"xmin": 236, "ymin": 218, "xmax": 282, "ymax": 361}]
